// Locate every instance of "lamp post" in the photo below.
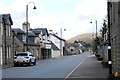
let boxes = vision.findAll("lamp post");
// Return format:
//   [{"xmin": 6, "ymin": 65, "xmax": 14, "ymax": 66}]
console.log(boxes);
[
  {"xmin": 60, "ymin": 28, "xmax": 66, "ymax": 56},
  {"xmin": 90, "ymin": 20, "xmax": 98, "ymax": 55},
  {"xmin": 107, "ymin": 1, "xmax": 112, "ymax": 78},
  {"xmin": 26, "ymin": 2, "xmax": 36, "ymax": 51}
]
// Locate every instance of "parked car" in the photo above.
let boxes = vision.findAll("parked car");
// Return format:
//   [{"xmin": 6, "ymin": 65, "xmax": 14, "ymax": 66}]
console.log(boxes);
[{"xmin": 14, "ymin": 52, "xmax": 36, "ymax": 66}]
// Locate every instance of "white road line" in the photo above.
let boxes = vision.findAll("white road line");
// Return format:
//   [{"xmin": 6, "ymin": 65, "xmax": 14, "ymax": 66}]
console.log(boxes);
[{"xmin": 66, "ymin": 57, "xmax": 87, "ymax": 78}]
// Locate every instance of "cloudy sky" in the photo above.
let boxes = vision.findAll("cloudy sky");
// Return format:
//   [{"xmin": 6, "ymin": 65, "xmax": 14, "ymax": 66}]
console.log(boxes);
[{"xmin": 0, "ymin": 0, "xmax": 107, "ymax": 39}]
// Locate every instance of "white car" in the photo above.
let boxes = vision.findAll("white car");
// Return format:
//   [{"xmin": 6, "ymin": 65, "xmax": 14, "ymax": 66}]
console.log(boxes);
[{"xmin": 14, "ymin": 52, "xmax": 36, "ymax": 66}]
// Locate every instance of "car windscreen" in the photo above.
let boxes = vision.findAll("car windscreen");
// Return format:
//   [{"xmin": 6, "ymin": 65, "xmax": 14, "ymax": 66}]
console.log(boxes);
[{"xmin": 16, "ymin": 53, "xmax": 28, "ymax": 56}]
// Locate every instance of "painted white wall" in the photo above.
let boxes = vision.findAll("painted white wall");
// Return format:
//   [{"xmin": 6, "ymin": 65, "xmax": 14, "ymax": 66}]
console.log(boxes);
[
  {"xmin": 50, "ymin": 35, "xmax": 60, "ymax": 49},
  {"xmin": 49, "ymin": 34, "xmax": 65, "ymax": 56},
  {"xmin": 51, "ymin": 50, "xmax": 60, "ymax": 58}
]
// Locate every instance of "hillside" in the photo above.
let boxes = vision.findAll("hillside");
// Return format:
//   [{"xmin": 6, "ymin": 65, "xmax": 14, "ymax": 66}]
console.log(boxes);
[{"xmin": 67, "ymin": 32, "xmax": 101, "ymax": 44}]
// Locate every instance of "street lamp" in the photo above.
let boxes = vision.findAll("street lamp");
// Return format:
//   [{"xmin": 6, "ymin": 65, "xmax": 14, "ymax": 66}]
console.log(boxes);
[
  {"xmin": 90, "ymin": 20, "xmax": 98, "ymax": 55},
  {"xmin": 60, "ymin": 28, "xmax": 66, "ymax": 56},
  {"xmin": 107, "ymin": 1, "xmax": 112, "ymax": 78},
  {"xmin": 26, "ymin": 2, "xmax": 36, "ymax": 51}
]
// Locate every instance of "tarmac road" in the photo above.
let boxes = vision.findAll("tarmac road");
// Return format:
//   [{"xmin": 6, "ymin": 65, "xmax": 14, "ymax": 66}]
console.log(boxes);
[{"xmin": 2, "ymin": 52, "xmax": 90, "ymax": 78}]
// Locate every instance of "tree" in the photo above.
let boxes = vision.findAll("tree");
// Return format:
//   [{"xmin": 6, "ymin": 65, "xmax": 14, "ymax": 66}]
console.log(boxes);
[{"xmin": 100, "ymin": 18, "xmax": 108, "ymax": 39}]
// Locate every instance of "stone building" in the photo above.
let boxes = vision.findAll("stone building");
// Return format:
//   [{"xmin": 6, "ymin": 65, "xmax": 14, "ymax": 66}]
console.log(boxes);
[
  {"xmin": 108, "ymin": 1, "xmax": 120, "ymax": 74},
  {"xmin": 0, "ymin": 14, "xmax": 13, "ymax": 66}
]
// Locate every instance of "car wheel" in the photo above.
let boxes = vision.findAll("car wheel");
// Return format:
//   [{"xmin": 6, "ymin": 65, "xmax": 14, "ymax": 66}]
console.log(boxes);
[
  {"xmin": 33, "ymin": 59, "xmax": 36, "ymax": 65},
  {"xmin": 28, "ymin": 60, "xmax": 32, "ymax": 66}
]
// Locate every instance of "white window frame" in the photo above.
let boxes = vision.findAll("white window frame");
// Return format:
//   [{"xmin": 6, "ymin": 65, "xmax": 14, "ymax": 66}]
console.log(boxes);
[
  {"xmin": 36, "ymin": 49, "xmax": 39, "ymax": 56},
  {"xmin": 7, "ymin": 46, "xmax": 9, "ymax": 59},
  {"xmin": 0, "ymin": 46, "xmax": 2, "ymax": 65},
  {"xmin": 7, "ymin": 46, "xmax": 11, "ymax": 59},
  {"xmin": 9, "ymin": 46, "xmax": 11, "ymax": 58},
  {"xmin": 22, "ymin": 34, "xmax": 26, "ymax": 42},
  {"xmin": 32, "ymin": 49, "xmax": 34, "ymax": 55},
  {"xmin": 8, "ymin": 25, "xmax": 11, "ymax": 36},
  {"xmin": 0, "ymin": 23, "xmax": 3, "ymax": 35}
]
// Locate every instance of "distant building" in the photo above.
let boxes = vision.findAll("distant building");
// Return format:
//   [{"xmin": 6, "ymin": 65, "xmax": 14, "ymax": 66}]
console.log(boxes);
[{"xmin": 65, "ymin": 42, "xmax": 84, "ymax": 55}]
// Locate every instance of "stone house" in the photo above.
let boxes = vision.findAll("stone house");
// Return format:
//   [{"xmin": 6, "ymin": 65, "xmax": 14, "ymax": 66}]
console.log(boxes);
[
  {"xmin": 0, "ymin": 14, "xmax": 13, "ymax": 66},
  {"xmin": 65, "ymin": 43, "xmax": 83, "ymax": 55},
  {"xmin": 12, "ymin": 28, "xmax": 40, "ymax": 60},
  {"xmin": 108, "ymin": 1, "xmax": 120, "ymax": 74}
]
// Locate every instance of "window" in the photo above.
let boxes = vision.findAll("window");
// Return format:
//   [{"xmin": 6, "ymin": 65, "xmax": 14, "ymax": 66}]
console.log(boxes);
[
  {"xmin": 7, "ymin": 46, "xmax": 11, "ymax": 58},
  {"xmin": 36, "ymin": 49, "xmax": 39, "ymax": 56},
  {"xmin": 16, "ymin": 53, "xmax": 28, "ymax": 56},
  {"xmin": 32, "ymin": 49, "xmax": 34, "ymax": 55},
  {"xmin": 22, "ymin": 34, "xmax": 26, "ymax": 42},
  {"xmin": 6, "ymin": 25, "xmax": 11, "ymax": 37},
  {"xmin": 0, "ymin": 46, "xmax": 2, "ymax": 65},
  {"xmin": 0, "ymin": 23, "xmax": 3, "ymax": 35},
  {"xmin": 8, "ymin": 25, "xmax": 11, "ymax": 36}
]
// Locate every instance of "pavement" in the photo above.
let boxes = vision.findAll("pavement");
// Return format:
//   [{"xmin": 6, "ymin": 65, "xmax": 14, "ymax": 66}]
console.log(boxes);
[
  {"xmin": 0, "ymin": 66, "xmax": 2, "ymax": 80},
  {"xmin": 66, "ymin": 54, "xmax": 109, "ymax": 80}
]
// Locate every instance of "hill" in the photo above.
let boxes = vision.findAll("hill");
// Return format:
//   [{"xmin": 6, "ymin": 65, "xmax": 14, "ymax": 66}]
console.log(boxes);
[{"xmin": 67, "ymin": 32, "xmax": 101, "ymax": 44}]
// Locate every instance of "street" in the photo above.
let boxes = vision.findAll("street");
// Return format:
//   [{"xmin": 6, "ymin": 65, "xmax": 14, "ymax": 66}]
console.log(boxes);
[{"xmin": 2, "ymin": 52, "xmax": 91, "ymax": 78}]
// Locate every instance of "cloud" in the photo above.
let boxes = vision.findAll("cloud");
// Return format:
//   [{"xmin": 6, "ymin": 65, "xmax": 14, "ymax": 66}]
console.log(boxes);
[{"xmin": 0, "ymin": 0, "xmax": 107, "ymax": 39}]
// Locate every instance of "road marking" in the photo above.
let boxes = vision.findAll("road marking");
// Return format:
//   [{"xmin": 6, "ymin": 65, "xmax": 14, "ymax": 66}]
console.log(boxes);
[{"xmin": 66, "ymin": 57, "xmax": 87, "ymax": 78}]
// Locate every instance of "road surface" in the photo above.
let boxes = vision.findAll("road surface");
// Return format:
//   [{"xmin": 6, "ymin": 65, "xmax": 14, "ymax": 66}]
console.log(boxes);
[{"xmin": 2, "ymin": 52, "xmax": 91, "ymax": 78}]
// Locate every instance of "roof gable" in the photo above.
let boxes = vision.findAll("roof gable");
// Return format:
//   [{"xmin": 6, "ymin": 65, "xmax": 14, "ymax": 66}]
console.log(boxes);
[
  {"xmin": 12, "ymin": 28, "xmax": 25, "ymax": 34},
  {"xmin": 51, "ymin": 42, "xmax": 60, "ymax": 50},
  {"xmin": 33, "ymin": 28, "xmax": 49, "ymax": 36},
  {"xmin": 0, "ymin": 14, "xmax": 13, "ymax": 25},
  {"xmin": 50, "ymin": 33, "xmax": 65, "ymax": 41}
]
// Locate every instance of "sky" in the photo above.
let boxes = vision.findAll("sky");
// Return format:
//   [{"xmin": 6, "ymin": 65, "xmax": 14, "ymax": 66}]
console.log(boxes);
[{"xmin": 0, "ymin": 0, "xmax": 107, "ymax": 40}]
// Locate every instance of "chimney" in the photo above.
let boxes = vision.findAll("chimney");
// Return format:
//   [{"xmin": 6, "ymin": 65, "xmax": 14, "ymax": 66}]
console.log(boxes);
[{"xmin": 22, "ymin": 22, "xmax": 30, "ymax": 32}]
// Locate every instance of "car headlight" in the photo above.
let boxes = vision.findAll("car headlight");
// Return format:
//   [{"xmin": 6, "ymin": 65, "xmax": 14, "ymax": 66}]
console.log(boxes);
[{"xmin": 14, "ymin": 57, "xmax": 17, "ymax": 59}]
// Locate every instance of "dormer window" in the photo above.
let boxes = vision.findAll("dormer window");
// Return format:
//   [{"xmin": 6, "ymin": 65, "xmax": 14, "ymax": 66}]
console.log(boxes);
[{"xmin": 22, "ymin": 34, "xmax": 26, "ymax": 42}]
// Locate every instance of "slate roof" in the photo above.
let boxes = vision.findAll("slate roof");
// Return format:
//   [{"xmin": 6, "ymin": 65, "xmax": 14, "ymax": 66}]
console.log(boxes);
[
  {"xmin": 32, "ymin": 29, "xmax": 42, "ymax": 34},
  {"xmin": 50, "ymin": 33, "xmax": 65, "ymax": 41},
  {"xmin": 28, "ymin": 31, "xmax": 37, "ymax": 37},
  {"xmin": 23, "ymin": 38, "xmax": 39, "ymax": 46},
  {"xmin": 32, "ymin": 28, "xmax": 49, "ymax": 36},
  {"xmin": 0, "ymin": 14, "xmax": 13, "ymax": 25},
  {"xmin": 12, "ymin": 28, "xmax": 25, "ymax": 34},
  {"xmin": 12, "ymin": 28, "xmax": 39, "ymax": 46},
  {"xmin": 51, "ymin": 42, "xmax": 60, "ymax": 50}
]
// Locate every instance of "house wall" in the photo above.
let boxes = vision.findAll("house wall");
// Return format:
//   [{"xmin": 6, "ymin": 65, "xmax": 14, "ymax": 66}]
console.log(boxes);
[
  {"xmin": 51, "ymin": 49, "xmax": 60, "ymax": 58},
  {"xmin": 50, "ymin": 35, "xmax": 60, "ymax": 49},
  {"xmin": 27, "ymin": 46, "xmax": 40, "ymax": 60},
  {"xmin": 109, "ymin": 2, "xmax": 120, "ymax": 73},
  {"xmin": 2, "ymin": 25, "xmax": 13, "ymax": 65},
  {"xmin": 50, "ymin": 34, "xmax": 65, "ymax": 56},
  {"xmin": 13, "ymin": 36, "xmax": 24, "ymax": 52}
]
